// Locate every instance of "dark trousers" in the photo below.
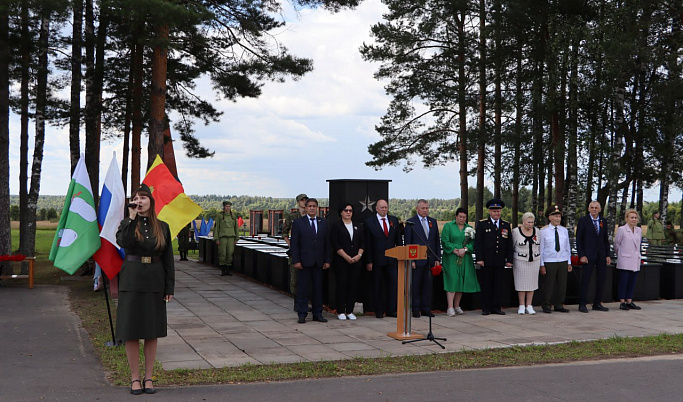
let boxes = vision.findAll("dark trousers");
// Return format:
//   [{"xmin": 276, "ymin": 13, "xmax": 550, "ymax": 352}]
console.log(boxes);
[
  {"xmin": 617, "ymin": 269, "xmax": 639, "ymax": 300},
  {"xmin": 480, "ymin": 265, "xmax": 504, "ymax": 313},
  {"xmin": 540, "ymin": 261, "xmax": 568, "ymax": 309},
  {"xmin": 580, "ymin": 258, "xmax": 607, "ymax": 306},
  {"xmin": 334, "ymin": 261, "xmax": 361, "ymax": 315},
  {"xmin": 296, "ymin": 265, "xmax": 323, "ymax": 318},
  {"xmin": 411, "ymin": 264, "xmax": 432, "ymax": 313},
  {"xmin": 373, "ymin": 262, "xmax": 398, "ymax": 315}
]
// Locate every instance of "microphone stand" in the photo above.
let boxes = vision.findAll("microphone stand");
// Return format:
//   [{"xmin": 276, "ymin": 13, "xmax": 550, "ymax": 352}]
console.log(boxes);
[{"xmin": 401, "ymin": 220, "xmax": 446, "ymax": 349}]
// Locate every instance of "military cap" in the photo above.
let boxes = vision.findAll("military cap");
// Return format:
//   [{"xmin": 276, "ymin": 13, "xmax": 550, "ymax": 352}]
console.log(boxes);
[
  {"xmin": 137, "ymin": 183, "xmax": 152, "ymax": 194},
  {"xmin": 295, "ymin": 193, "xmax": 308, "ymax": 202},
  {"xmin": 545, "ymin": 204, "xmax": 562, "ymax": 218},
  {"xmin": 222, "ymin": 201, "xmax": 232, "ymax": 207},
  {"xmin": 485, "ymin": 198, "xmax": 505, "ymax": 209}
]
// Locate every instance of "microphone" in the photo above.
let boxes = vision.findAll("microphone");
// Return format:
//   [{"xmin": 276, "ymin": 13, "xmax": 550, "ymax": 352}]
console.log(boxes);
[{"xmin": 127, "ymin": 203, "xmax": 139, "ymax": 209}]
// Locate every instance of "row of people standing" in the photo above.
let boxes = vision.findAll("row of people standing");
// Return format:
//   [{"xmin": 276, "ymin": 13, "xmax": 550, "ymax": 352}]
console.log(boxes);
[{"xmin": 285, "ymin": 194, "xmax": 649, "ymax": 323}]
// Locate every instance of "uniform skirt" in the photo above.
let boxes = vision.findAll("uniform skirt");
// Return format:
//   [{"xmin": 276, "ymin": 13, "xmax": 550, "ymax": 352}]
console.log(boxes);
[
  {"xmin": 116, "ymin": 291, "xmax": 167, "ymax": 341},
  {"xmin": 512, "ymin": 259, "xmax": 540, "ymax": 291}
]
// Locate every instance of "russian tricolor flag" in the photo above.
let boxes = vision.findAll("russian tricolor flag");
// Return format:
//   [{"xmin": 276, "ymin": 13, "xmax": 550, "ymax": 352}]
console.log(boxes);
[{"xmin": 93, "ymin": 152, "xmax": 125, "ymax": 279}]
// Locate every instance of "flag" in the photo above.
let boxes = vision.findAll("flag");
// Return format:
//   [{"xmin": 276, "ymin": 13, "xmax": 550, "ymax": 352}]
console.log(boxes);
[
  {"xmin": 93, "ymin": 152, "xmax": 125, "ymax": 279},
  {"xmin": 142, "ymin": 155, "xmax": 203, "ymax": 239},
  {"xmin": 237, "ymin": 216, "xmax": 244, "ymax": 228},
  {"xmin": 49, "ymin": 155, "xmax": 101, "ymax": 275}
]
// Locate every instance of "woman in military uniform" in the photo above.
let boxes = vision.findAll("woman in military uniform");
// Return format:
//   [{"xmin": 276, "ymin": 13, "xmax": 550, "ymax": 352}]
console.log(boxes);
[
  {"xmin": 116, "ymin": 184, "xmax": 174, "ymax": 395},
  {"xmin": 214, "ymin": 201, "xmax": 239, "ymax": 276}
]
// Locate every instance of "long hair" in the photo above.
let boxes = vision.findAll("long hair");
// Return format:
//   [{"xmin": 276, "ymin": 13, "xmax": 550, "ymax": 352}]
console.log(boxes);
[{"xmin": 133, "ymin": 188, "xmax": 166, "ymax": 250}]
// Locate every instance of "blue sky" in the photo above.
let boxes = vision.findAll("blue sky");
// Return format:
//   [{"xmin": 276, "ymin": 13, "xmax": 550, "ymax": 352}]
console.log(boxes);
[{"xmin": 8, "ymin": 0, "xmax": 681, "ymax": 203}]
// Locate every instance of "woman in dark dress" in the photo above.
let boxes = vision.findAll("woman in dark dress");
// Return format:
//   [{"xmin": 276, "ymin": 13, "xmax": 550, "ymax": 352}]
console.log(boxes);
[
  {"xmin": 330, "ymin": 202, "xmax": 364, "ymax": 320},
  {"xmin": 116, "ymin": 184, "xmax": 174, "ymax": 395}
]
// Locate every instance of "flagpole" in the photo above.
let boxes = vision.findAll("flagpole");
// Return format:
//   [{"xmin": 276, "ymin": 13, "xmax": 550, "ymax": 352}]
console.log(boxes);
[{"xmin": 102, "ymin": 277, "xmax": 122, "ymax": 347}]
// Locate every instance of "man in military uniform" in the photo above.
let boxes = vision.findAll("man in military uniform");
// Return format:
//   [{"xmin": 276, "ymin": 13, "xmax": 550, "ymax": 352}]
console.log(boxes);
[
  {"xmin": 663, "ymin": 221, "xmax": 680, "ymax": 246},
  {"xmin": 213, "ymin": 201, "xmax": 239, "ymax": 276},
  {"xmin": 177, "ymin": 222, "xmax": 190, "ymax": 261},
  {"xmin": 282, "ymin": 193, "xmax": 308, "ymax": 311},
  {"xmin": 474, "ymin": 199, "xmax": 513, "ymax": 315}
]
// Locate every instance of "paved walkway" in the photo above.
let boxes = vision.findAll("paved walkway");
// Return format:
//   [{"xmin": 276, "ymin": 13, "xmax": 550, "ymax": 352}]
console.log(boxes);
[{"xmin": 158, "ymin": 259, "xmax": 683, "ymax": 370}]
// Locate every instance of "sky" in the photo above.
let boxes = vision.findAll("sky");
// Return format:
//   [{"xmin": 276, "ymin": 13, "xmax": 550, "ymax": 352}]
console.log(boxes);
[{"xmin": 7, "ymin": 0, "xmax": 681, "ymax": 203}]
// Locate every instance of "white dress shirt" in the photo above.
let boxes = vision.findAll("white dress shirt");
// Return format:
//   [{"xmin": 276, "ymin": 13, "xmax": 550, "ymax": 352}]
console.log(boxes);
[{"xmin": 539, "ymin": 224, "xmax": 571, "ymax": 265}]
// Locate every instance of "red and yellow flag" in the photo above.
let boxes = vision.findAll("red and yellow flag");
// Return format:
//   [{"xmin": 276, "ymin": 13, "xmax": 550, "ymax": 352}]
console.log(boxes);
[{"xmin": 142, "ymin": 155, "xmax": 203, "ymax": 239}]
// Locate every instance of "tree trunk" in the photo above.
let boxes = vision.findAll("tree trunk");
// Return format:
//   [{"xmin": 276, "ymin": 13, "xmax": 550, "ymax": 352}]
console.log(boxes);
[
  {"xmin": 26, "ymin": 11, "xmax": 52, "ymax": 259},
  {"xmin": 565, "ymin": 39, "xmax": 579, "ymax": 237},
  {"xmin": 121, "ymin": 37, "xmax": 136, "ymax": 196},
  {"xmin": 18, "ymin": 0, "xmax": 30, "ymax": 257},
  {"xmin": 69, "ymin": 0, "xmax": 83, "ymax": 175},
  {"xmin": 0, "ymin": 3, "xmax": 10, "ymax": 274},
  {"xmin": 492, "ymin": 0, "xmax": 501, "ymax": 200},
  {"xmin": 457, "ymin": 9, "xmax": 468, "ymax": 210},
  {"xmin": 130, "ymin": 22, "xmax": 145, "ymax": 193},
  {"xmin": 148, "ymin": 24, "xmax": 169, "ymax": 168},
  {"xmin": 475, "ymin": 0, "xmax": 486, "ymax": 221},
  {"xmin": 607, "ymin": 88, "xmax": 626, "ymax": 242},
  {"xmin": 84, "ymin": 0, "xmax": 100, "ymax": 206},
  {"xmin": 512, "ymin": 42, "xmax": 523, "ymax": 228}
]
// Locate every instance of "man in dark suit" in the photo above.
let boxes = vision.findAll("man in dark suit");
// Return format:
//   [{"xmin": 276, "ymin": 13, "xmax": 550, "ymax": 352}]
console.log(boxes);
[
  {"xmin": 364, "ymin": 199, "xmax": 402, "ymax": 318},
  {"xmin": 576, "ymin": 201, "xmax": 612, "ymax": 313},
  {"xmin": 404, "ymin": 199, "xmax": 441, "ymax": 318},
  {"xmin": 290, "ymin": 198, "xmax": 331, "ymax": 323},
  {"xmin": 474, "ymin": 199, "xmax": 513, "ymax": 315}
]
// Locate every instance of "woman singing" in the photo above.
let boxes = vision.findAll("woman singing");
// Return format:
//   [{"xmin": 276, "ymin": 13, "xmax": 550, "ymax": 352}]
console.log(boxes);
[{"xmin": 116, "ymin": 184, "xmax": 174, "ymax": 395}]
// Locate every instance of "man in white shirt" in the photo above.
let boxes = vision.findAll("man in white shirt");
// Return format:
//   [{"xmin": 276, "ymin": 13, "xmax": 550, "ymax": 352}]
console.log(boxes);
[{"xmin": 539, "ymin": 205, "xmax": 572, "ymax": 313}]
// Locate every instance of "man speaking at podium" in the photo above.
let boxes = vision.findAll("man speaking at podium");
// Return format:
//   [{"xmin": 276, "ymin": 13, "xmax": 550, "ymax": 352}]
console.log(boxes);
[{"xmin": 404, "ymin": 199, "xmax": 441, "ymax": 318}]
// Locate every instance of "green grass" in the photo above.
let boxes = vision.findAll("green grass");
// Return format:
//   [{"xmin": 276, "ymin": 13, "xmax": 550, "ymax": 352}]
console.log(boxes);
[{"xmin": 11, "ymin": 224, "xmax": 683, "ymax": 386}]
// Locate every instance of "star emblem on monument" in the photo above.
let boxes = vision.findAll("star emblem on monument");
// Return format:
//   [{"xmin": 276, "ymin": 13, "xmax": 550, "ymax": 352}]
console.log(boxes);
[{"xmin": 359, "ymin": 195, "xmax": 375, "ymax": 212}]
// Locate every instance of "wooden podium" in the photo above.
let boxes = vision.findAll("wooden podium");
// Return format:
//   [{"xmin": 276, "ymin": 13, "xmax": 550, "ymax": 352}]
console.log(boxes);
[{"xmin": 385, "ymin": 245, "xmax": 427, "ymax": 340}]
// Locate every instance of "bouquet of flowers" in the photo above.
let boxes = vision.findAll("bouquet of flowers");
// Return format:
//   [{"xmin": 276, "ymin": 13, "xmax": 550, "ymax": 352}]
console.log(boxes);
[{"xmin": 457, "ymin": 227, "xmax": 476, "ymax": 266}]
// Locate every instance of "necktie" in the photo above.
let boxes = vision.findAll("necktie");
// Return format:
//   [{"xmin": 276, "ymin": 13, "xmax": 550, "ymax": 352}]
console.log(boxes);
[
  {"xmin": 495, "ymin": 220, "xmax": 499, "ymax": 229},
  {"xmin": 555, "ymin": 226, "xmax": 560, "ymax": 252},
  {"xmin": 421, "ymin": 217, "xmax": 429, "ymax": 236},
  {"xmin": 382, "ymin": 218, "xmax": 389, "ymax": 237},
  {"xmin": 310, "ymin": 217, "xmax": 316, "ymax": 234},
  {"xmin": 593, "ymin": 219, "xmax": 599, "ymax": 234}
]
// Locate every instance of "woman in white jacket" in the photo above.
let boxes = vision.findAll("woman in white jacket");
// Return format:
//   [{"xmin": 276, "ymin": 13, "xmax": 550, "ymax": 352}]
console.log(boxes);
[{"xmin": 614, "ymin": 209, "xmax": 642, "ymax": 311}]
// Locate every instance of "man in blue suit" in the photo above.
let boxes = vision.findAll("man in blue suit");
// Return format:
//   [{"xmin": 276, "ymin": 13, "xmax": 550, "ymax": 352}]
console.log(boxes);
[
  {"xmin": 576, "ymin": 201, "xmax": 612, "ymax": 313},
  {"xmin": 290, "ymin": 198, "xmax": 331, "ymax": 323},
  {"xmin": 364, "ymin": 199, "xmax": 402, "ymax": 318},
  {"xmin": 404, "ymin": 199, "xmax": 441, "ymax": 318}
]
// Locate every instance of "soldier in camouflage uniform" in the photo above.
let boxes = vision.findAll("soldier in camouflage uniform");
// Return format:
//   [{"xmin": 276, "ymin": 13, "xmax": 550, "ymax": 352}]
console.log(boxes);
[
  {"xmin": 214, "ymin": 201, "xmax": 239, "ymax": 276},
  {"xmin": 282, "ymin": 193, "xmax": 308, "ymax": 311},
  {"xmin": 177, "ymin": 223, "xmax": 190, "ymax": 261}
]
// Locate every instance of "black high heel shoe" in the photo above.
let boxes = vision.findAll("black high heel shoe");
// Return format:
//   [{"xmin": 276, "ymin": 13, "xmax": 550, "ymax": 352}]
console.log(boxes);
[
  {"xmin": 130, "ymin": 379, "xmax": 143, "ymax": 395},
  {"xmin": 143, "ymin": 378, "xmax": 156, "ymax": 394}
]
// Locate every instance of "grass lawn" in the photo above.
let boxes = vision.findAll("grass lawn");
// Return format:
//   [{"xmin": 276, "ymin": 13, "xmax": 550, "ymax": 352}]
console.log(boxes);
[{"xmin": 7, "ymin": 222, "xmax": 683, "ymax": 386}]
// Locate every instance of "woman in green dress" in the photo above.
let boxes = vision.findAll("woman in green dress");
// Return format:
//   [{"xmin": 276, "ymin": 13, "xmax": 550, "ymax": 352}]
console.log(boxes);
[
  {"xmin": 116, "ymin": 184, "xmax": 174, "ymax": 395},
  {"xmin": 441, "ymin": 207, "xmax": 480, "ymax": 316}
]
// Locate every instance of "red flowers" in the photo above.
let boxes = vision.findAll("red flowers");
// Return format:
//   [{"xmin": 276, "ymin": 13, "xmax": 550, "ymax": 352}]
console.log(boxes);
[{"xmin": 0, "ymin": 254, "xmax": 26, "ymax": 262}]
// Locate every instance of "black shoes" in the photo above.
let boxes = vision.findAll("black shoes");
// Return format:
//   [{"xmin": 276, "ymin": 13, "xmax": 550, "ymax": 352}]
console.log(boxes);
[
  {"xmin": 579, "ymin": 305, "xmax": 589, "ymax": 313},
  {"xmin": 491, "ymin": 310, "xmax": 506, "ymax": 315},
  {"xmin": 375, "ymin": 313, "xmax": 383, "ymax": 318},
  {"xmin": 297, "ymin": 316, "xmax": 306, "ymax": 324},
  {"xmin": 542, "ymin": 306, "xmax": 552, "ymax": 314},
  {"xmin": 482, "ymin": 310, "xmax": 491, "ymax": 316},
  {"xmin": 312, "ymin": 316, "xmax": 328, "ymax": 323},
  {"xmin": 592, "ymin": 304, "xmax": 609, "ymax": 312},
  {"xmin": 130, "ymin": 379, "xmax": 143, "ymax": 395},
  {"xmin": 620, "ymin": 302, "xmax": 642, "ymax": 310},
  {"xmin": 554, "ymin": 307, "xmax": 570, "ymax": 313},
  {"xmin": 386, "ymin": 312, "xmax": 397, "ymax": 318},
  {"xmin": 412, "ymin": 311, "xmax": 421, "ymax": 318},
  {"xmin": 422, "ymin": 311, "xmax": 435, "ymax": 317},
  {"xmin": 143, "ymin": 378, "xmax": 155, "ymax": 394}
]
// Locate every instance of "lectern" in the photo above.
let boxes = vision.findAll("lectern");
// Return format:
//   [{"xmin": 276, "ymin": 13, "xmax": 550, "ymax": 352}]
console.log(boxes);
[{"xmin": 385, "ymin": 245, "xmax": 427, "ymax": 340}]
